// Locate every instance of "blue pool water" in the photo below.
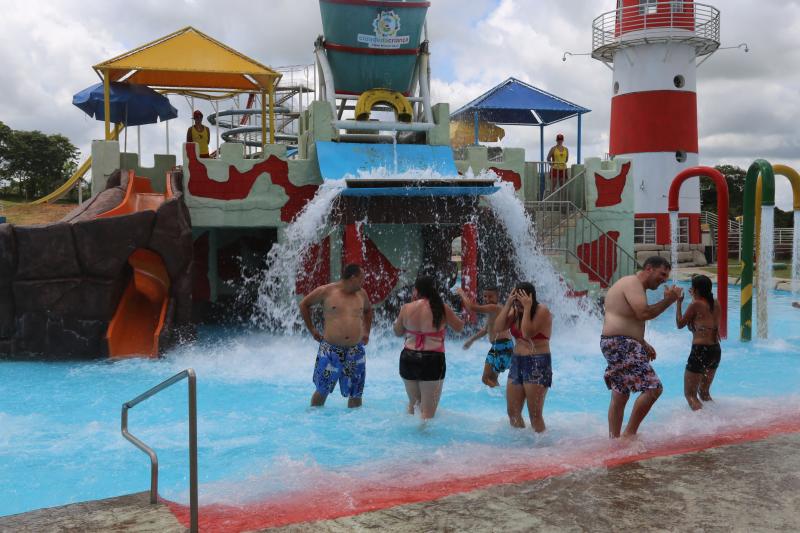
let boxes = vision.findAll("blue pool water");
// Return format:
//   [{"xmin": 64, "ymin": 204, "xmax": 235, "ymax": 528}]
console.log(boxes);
[{"xmin": 2, "ymin": 283, "xmax": 800, "ymax": 517}]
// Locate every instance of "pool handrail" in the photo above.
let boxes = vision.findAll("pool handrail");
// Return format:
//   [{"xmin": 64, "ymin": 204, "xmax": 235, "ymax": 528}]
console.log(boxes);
[{"xmin": 121, "ymin": 368, "xmax": 198, "ymax": 533}]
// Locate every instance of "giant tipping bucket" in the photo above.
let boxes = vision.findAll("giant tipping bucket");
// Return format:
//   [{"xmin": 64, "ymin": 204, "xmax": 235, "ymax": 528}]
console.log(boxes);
[{"xmin": 319, "ymin": 0, "xmax": 429, "ymax": 95}]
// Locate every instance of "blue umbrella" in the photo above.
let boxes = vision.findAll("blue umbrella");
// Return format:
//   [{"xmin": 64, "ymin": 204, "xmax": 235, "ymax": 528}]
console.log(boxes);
[{"xmin": 72, "ymin": 82, "xmax": 178, "ymax": 126}]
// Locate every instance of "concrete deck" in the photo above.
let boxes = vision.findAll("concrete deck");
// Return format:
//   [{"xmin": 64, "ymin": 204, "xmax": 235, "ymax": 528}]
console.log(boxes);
[{"xmin": 3, "ymin": 432, "xmax": 799, "ymax": 532}]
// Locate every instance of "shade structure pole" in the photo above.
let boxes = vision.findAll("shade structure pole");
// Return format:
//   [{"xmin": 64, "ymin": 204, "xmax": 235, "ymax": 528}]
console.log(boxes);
[
  {"xmin": 137, "ymin": 126, "xmax": 141, "ymax": 160},
  {"xmin": 103, "ymin": 73, "xmax": 111, "ymax": 140},
  {"xmin": 261, "ymin": 91, "xmax": 268, "ymax": 153},
  {"xmin": 473, "ymin": 112, "xmax": 479, "ymax": 145},
  {"xmin": 214, "ymin": 100, "xmax": 220, "ymax": 157},
  {"xmin": 577, "ymin": 114, "xmax": 582, "ymax": 164},
  {"xmin": 539, "ymin": 124, "xmax": 545, "ymax": 200},
  {"xmin": 166, "ymin": 120, "xmax": 169, "ymax": 155},
  {"xmin": 269, "ymin": 87, "xmax": 276, "ymax": 144}
]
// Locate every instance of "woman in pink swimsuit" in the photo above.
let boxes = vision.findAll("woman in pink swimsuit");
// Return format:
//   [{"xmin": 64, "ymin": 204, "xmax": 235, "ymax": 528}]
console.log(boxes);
[{"xmin": 393, "ymin": 276, "xmax": 464, "ymax": 419}]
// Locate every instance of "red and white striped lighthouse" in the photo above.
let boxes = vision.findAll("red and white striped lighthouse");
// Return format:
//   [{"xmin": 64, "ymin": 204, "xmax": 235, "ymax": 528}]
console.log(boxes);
[{"xmin": 592, "ymin": 1, "xmax": 720, "ymax": 246}]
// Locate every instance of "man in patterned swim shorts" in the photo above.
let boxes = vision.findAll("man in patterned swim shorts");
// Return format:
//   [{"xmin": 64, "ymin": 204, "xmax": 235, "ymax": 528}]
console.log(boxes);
[
  {"xmin": 299, "ymin": 264, "xmax": 373, "ymax": 408},
  {"xmin": 601, "ymin": 256, "xmax": 682, "ymax": 438}
]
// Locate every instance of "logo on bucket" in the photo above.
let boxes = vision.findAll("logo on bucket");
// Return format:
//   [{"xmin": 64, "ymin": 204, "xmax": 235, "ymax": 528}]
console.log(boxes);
[{"xmin": 357, "ymin": 11, "xmax": 410, "ymax": 49}]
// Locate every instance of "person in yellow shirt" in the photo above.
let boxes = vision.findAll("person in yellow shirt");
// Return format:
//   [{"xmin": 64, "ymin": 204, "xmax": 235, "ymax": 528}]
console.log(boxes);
[
  {"xmin": 186, "ymin": 110, "xmax": 211, "ymax": 158},
  {"xmin": 547, "ymin": 133, "xmax": 569, "ymax": 190}
]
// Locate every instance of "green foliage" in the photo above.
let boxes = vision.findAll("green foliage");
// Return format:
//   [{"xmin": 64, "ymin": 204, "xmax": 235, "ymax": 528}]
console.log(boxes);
[
  {"xmin": 700, "ymin": 164, "xmax": 794, "ymax": 227},
  {"xmin": 0, "ymin": 120, "xmax": 78, "ymax": 200}
]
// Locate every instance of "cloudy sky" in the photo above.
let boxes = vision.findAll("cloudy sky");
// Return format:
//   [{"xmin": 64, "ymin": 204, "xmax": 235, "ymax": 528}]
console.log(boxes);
[{"xmin": 1, "ymin": 0, "xmax": 798, "ymax": 207}]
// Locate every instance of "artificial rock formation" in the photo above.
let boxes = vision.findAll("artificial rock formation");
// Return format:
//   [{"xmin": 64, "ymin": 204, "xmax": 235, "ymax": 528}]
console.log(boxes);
[{"xmin": 0, "ymin": 170, "xmax": 194, "ymax": 359}]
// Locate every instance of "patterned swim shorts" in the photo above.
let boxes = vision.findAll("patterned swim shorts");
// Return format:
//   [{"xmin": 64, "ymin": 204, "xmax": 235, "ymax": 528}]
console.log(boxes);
[
  {"xmin": 485, "ymin": 339, "xmax": 514, "ymax": 374},
  {"xmin": 600, "ymin": 335, "xmax": 662, "ymax": 394},
  {"xmin": 312, "ymin": 340, "xmax": 366, "ymax": 398}
]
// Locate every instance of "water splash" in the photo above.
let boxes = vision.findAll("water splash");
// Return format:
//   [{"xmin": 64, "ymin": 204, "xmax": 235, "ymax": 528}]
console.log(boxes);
[
  {"xmin": 669, "ymin": 211, "xmax": 680, "ymax": 283},
  {"xmin": 246, "ymin": 181, "xmax": 345, "ymax": 331},
  {"xmin": 484, "ymin": 181, "xmax": 597, "ymax": 326},
  {"xmin": 792, "ymin": 210, "xmax": 800, "ymax": 298},
  {"xmin": 757, "ymin": 205, "xmax": 775, "ymax": 339}
]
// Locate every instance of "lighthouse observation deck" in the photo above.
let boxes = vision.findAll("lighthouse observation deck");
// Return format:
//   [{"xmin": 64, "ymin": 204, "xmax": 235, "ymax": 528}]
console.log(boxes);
[{"xmin": 592, "ymin": 2, "xmax": 719, "ymax": 62}]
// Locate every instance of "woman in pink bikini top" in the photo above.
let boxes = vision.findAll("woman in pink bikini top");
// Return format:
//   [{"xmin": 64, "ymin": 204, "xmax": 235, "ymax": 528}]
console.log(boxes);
[{"xmin": 393, "ymin": 276, "xmax": 464, "ymax": 419}]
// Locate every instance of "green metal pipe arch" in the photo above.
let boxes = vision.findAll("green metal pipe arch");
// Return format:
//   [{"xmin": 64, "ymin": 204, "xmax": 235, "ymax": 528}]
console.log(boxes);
[{"xmin": 740, "ymin": 159, "xmax": 775, "ymax": 341}]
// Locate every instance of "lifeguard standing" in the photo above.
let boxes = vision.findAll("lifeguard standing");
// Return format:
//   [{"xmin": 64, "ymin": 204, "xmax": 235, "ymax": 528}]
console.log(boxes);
[
  {"xmin": 186, "ymin": 110, "xmax": 211, "ymax": 158},
  {"xmin": 547, "ymin": 133, "xmax": 569, "ymax": 189}
]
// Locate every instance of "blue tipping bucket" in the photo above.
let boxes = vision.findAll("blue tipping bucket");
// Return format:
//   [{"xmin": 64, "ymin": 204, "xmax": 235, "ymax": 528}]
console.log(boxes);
[{"xmin": 319, "ymin": 0, "xmax": 429, "ymax": 95}]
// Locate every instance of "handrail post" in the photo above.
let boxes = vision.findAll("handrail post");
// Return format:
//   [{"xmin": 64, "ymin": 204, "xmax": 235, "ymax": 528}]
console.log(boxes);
[
  {"xmin": 121, "ymin": 369, "xmax": 199, "ymax": 533},
  {"xmin": 187, "ymin": 369, "xmax": 198, "ymax": 532}
]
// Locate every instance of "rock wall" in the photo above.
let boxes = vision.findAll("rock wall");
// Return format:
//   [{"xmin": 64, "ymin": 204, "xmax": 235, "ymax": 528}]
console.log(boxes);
[{"xmin": 0, "ymin": 170, "xmax": 193, "ymax": 359}]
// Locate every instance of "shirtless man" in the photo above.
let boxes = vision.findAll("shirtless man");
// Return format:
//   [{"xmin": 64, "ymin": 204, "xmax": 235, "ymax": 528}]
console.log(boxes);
[
  {"xmin": 457, "ymin": 287, "xmax": 513, "ymax": 387},
  {"xmin": 299, "ymin": 264, "xmax": 373, "ymax": 408},
  {"xmin": 601, "ymin": 256, "xmax": 682, "ymax": 438}
]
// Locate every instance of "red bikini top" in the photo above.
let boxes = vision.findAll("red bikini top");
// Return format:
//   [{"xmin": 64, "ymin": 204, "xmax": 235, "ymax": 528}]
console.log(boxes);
[
  {"xmin": 405, "ymin": 328, "xmax": 446, "ymax": 352},
  {"xmin": 510, "ymin": 323, "xmax": 549, "ymax": 342}
]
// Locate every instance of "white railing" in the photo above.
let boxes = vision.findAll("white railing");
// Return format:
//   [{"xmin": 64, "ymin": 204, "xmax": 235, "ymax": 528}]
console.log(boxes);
[
  {"xmin": 701, "ymin": 211, "xmax": 796, "ymax": 259},
  {"xmin": 592, "ymin": 2, "xmax": 720, "ymax": 61}
]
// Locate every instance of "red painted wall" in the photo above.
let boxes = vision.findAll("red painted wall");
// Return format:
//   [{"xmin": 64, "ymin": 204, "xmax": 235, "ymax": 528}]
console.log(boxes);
[
  {"xmin": 610, "ymin": 91, "xmax": 698, "ymax": 155},
  {"xmin": 615, "ymin": 0, "xmax": 695, "ymax": 36}
]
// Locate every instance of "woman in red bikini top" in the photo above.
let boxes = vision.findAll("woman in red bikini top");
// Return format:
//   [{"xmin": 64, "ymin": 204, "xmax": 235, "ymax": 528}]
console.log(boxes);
[
  {"xmin": 494, "ymin": 282, "xmax": 553, "ymax": 433},
  {"xmin": 501, "ymin": 295, "xmax": 552, "ymax": 357},
  {"xmin": 393, "ymin": 276, "xmax": 464, "ymax": 419}
]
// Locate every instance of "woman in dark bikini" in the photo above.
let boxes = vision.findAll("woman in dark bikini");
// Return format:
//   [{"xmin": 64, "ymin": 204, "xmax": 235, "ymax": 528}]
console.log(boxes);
[
  {"xmin": 676, "ymin": 275, "xmax": 721, "ymax": 411},
  {"xmin": 393, "ymin": 276, "xmax": 464, "ymax": 419},
  {"xmin": 495, "ymin": 282, "xmax": 553, "ymax": 432}
]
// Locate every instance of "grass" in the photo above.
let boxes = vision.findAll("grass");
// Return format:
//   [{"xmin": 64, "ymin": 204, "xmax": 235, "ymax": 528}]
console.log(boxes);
[
  {"xmin": 700, "ymin": 259, "xmax": 793, "ymax": 280},
  {"xmin": 0, "ymin": 198, "xmax": 78, "ymax": 226}
]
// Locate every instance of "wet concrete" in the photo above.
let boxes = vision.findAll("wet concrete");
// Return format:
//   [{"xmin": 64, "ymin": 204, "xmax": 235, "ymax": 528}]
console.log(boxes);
[
  {"xmin": 3, "ymin": 433, "xmax": 799, "ymax": 532},
  {"xmin": 0, "ymin": 491, "xmax": 184, "ymax": 533},
  {"xmin": 270, "ymin": 432, "xmax": 800, "ymax": 533}
]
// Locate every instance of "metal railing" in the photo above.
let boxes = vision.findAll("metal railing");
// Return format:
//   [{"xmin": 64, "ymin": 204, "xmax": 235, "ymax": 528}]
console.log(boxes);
[
  {"xmin": 541, "ymin": 168, "xmax": 586, "ymax": 209},
  {"xmin": 701, "ymin": 211, "xmax": 741, "ymax": 259},
  {"xmin": 122, "ymin": 369, "xmax": 198, "ymax": 533},
  {"xmin": 525, "ymin": 200, "xmax": 639, "ymax": 288},
  {"xmin": 592, "ymin": 2, "xmax": 720, "ymax": 62}
]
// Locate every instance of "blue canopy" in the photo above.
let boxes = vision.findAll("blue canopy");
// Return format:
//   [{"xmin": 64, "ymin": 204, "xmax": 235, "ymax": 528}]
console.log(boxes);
[
  {"xmin": 73, "ymin": 82, "xmax": 178, "ymax": 126},
  {"xmin": 450, "ymin": 77, "xmax": 589, "ymax": 126}
]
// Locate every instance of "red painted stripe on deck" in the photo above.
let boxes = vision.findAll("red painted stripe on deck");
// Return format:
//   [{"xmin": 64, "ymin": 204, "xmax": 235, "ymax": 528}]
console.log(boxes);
[{"xmin": 165, "ymin": 416, "xmax": 800, "ymax": 532}]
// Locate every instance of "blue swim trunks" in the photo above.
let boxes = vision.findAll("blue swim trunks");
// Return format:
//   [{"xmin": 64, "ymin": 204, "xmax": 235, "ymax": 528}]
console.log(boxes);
[
  {"xmin": 312, "ymin": 340, "xmax": 366, "ymax": 398},
  {"xmin": 485, "ymin": 339, "xmax": 514, "ymax": 374},
  {"xmin": 508, "ymin": 354, "xmax": 552, "ymax": 387}
]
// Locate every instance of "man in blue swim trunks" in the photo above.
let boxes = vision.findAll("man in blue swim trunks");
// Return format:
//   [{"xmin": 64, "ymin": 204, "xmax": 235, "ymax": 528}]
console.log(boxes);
[
  {"xmin": 601, "ymin": 256, "xmax": 681, "ymax": 438},
  {"xmin": 457, "ymin": 287, "xmax": 513, "ymax": 387},
  {"xmin": 299, "ymin": 264, "xmax": 373, "ymax": 408}
]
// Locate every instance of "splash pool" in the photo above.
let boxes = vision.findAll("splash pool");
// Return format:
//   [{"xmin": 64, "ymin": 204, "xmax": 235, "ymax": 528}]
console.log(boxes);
[{"xmin": 2, "ymin": 283, "xmax": 800, "ymax": 527}]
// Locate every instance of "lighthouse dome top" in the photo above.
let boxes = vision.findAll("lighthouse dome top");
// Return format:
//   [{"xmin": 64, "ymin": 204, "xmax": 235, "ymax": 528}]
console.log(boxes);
[{"xmin": 592, "ymin": 1, "xmax": 720, "ymax": 63}]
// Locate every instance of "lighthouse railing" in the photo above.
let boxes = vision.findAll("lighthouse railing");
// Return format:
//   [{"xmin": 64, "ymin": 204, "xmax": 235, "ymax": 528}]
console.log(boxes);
[{"xmin": 592, "ymin": 2, "xmax": 720, "ymax": 61}]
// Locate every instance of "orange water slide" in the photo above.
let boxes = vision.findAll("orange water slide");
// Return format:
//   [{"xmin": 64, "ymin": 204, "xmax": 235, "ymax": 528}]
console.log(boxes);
[{"xmin": 98, "ymin": 171, "xmax": 173, "ymax": 358}]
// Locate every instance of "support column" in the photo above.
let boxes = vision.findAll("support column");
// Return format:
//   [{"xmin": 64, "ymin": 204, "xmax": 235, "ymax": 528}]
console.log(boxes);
[
  {"xmin": 461, "ymin": 222, "xmax": 478, "ymax": 324},
  {"xmin": 208, "ymin": 228, "xmax": 218, "ymax": 303}
]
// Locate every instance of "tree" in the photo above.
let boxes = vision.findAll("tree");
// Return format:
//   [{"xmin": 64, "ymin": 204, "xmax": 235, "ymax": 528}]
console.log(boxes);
[
  {"xmin": 0, "ymin": 121, "xmax": 78, "ymax": 200},
  {"xmin": 701, "ymin": 164, "xmax": 793, "ymax": 227}
]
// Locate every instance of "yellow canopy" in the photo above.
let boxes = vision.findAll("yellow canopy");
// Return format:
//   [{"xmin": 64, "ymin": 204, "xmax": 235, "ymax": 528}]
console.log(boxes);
[
  {"xmin": 93, "ymin": 27, "xmax": 281, "ymax": 144},
  {"xmin": 93, "ymin": 26, "xmax": 281, "ymax": 92}
]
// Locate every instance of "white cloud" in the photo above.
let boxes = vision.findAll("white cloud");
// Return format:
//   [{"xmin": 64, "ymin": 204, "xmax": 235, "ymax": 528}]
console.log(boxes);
[{"xmin": 0, "ymin": 0, "xmax": 798, "ymax": 207}]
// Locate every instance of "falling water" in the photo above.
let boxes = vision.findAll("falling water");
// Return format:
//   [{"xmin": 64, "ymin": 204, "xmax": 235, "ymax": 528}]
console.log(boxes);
[
  {"xmin": 247, "ymin": 182, "xmax": 345, "ymax": 331},
  {"xmin": 669, "ymin": 211, "xmax": 680, "ymax": 283},
  {"xmin": 485, "ymin": 180, "xmax": 596, "ymax": 325},
  {"xmin": 792, "ymin": 210, "xmax": 800, "ymax": 298},
  {"xmin": 756, "ymin": 204, "xmax": 775, "ymax": 339},
  {"xmin": 392, "ymin": 134, "xmax": 398, "ymax": 175}
]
